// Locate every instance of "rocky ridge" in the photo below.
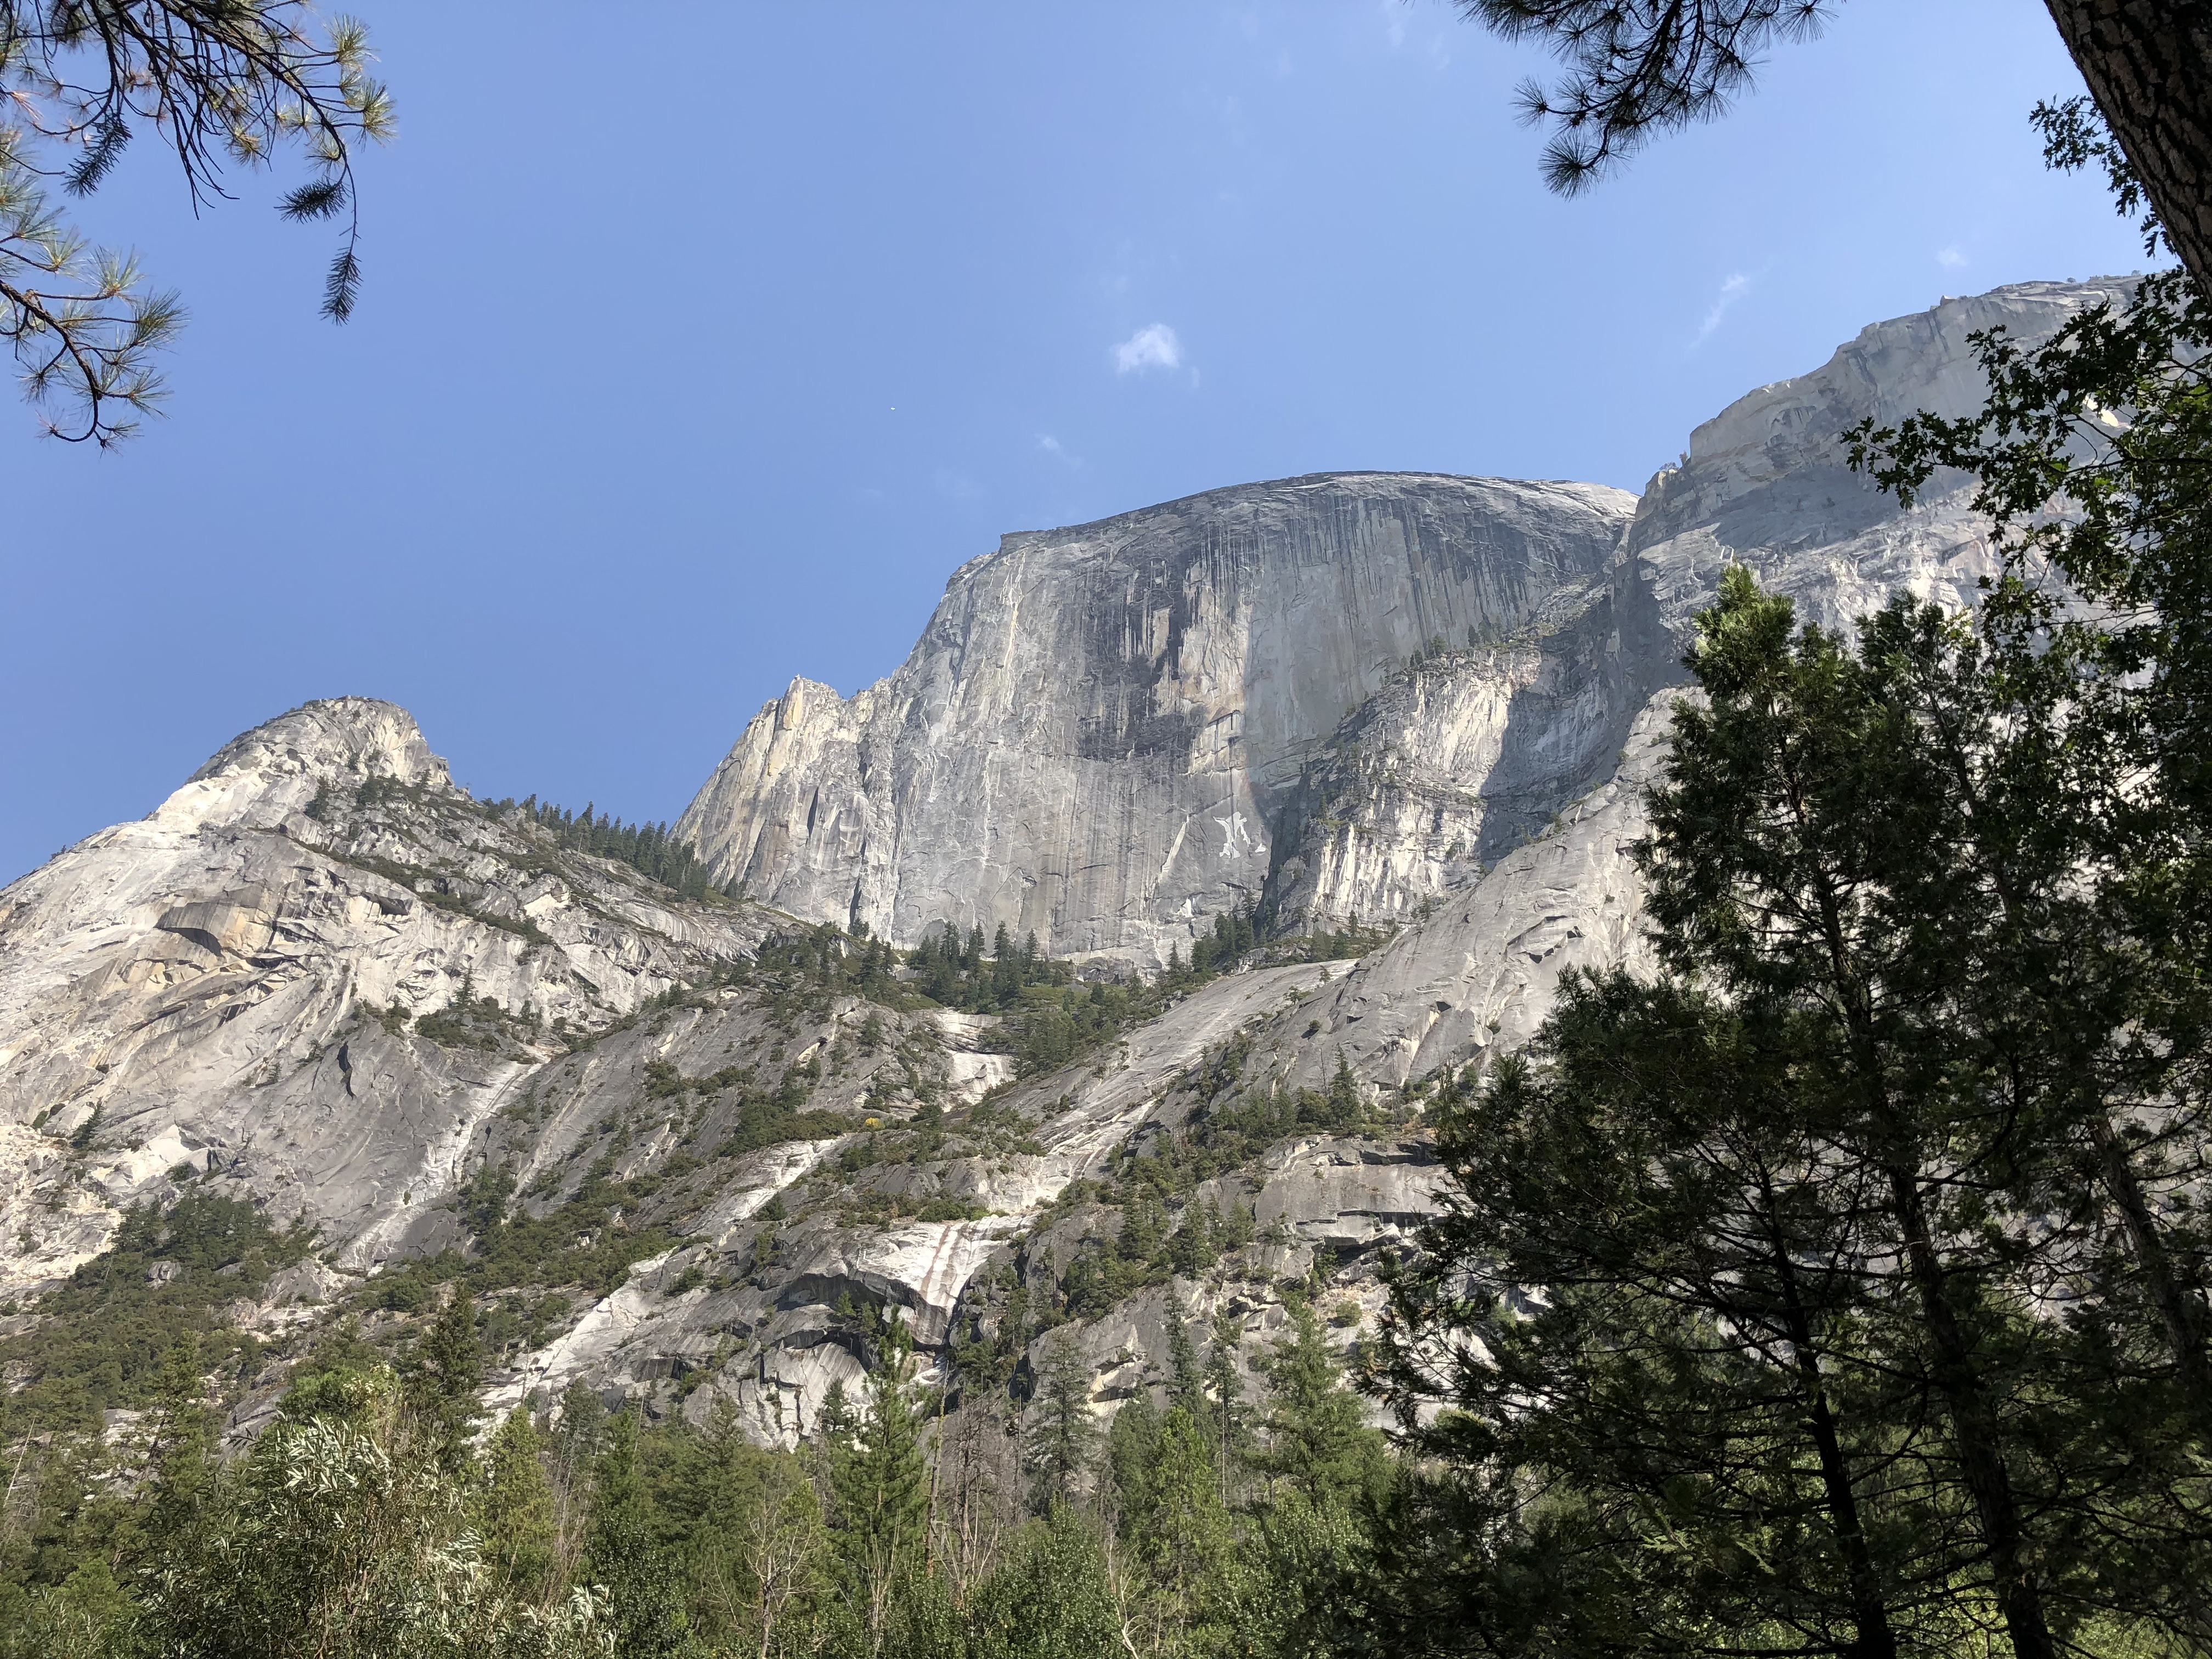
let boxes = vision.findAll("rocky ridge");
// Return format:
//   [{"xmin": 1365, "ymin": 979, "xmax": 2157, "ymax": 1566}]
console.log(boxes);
[{"xmin": 0, "ymin": 278, "xmax": 2134, "ymax": 1451}]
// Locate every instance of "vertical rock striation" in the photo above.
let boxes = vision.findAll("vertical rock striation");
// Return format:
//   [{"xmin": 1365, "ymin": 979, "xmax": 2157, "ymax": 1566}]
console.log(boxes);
[{"xmin": 678, "ymin": 473, "xmax": 1638, "ymax": 962}]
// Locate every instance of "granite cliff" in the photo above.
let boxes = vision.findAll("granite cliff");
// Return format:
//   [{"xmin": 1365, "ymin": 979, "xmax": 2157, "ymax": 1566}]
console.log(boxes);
[
  {"xmin": 675, "ymin": 473, "xmax": 1643, "ymax": 963},
  {"xmin": 0, "ymin": 279, "xmax": 2129, "ymax": 1449}
]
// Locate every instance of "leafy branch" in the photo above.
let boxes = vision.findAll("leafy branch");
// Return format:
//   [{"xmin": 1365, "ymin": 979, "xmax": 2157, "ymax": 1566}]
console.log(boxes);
[{"xmin": 0, "ymin": 2, "xmax": 393, "ymax": 444}]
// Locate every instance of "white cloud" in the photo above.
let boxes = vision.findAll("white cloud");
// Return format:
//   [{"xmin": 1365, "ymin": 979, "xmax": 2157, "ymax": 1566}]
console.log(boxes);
[
  {"xmin": 1937, "ymin": 245, "xmax": 1968, "ymax": 269},
  {"xmin": 1036, "ymin": 433, "xmax": 1082, "ymax": 465},
  {"xmin": 1113, "ymin": 323, "xmax": 1183, "ymax": 375},
  {"xmin": 1691, "ymin": 272, "xmax": 1753, "ymax": 347}
]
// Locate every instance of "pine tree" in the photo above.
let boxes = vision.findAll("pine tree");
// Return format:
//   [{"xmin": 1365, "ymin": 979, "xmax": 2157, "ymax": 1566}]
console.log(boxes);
[
  {"xmin": 1640, "ymin": 571, "xmax": 2124, "ymax": 1658},
  {"xmin": 1139, "ymin": 1409, "xmax": 1229, "ymax": 1644},
  {"xmin": 964, "ymin": 1502, "xmax": 1120, "ymax": 1659},
  {"xmin": 1216, "ymin": 1198, "xmax": 1255, "ymax": 1257},
  {"xmin": 1457, "ymin": 2, "xmax": 2212, "ymax": 319},
  {"xmin": 138, "ymin": 1335, "xmax": 216, "ymax": 1542},
  {"xmin": 480, "ymin": 1407, "xmax": 559, "ymax": 1602},
  {"xmin": 825, "ymin": 1326, "xmax": 933, "ymax": 1654},
  {"xmin": 991, "ymin": 923, "xmax": 1021, "ymax": 1006},
  {"xmin": 585, "ymin": 1409, "xmax": 692, "ymax": 1659},
  {"xmin": 1380, "ymin": 569, "xmax": 2212, "ymax": 1657},
  {"xmin": 1200, "ymin": 1310, "xmax": 1247, "ymax": 1505},
  {"xmin": 1023, "ymin": 1334, "xmax": 1096, "ymax": 1512},
  {"xmin": 1163, "ymin": 1289, "xmax": 1203, "ymax": 1415},
  {"xmin": 1254, "ymin": 1301, "xmax": 1385, "ymax": 1509},
  {"xmin": 407, "ymin": 1287, "xmax": 486, "ymax": 1474},
  {"xmin": 1321, "ymin": 1053, "xmax": 1360, "ymax": 1132},
  {"xmin": 1380, "ymin": 972, "xmax": 1921, "ymax": 1657}
]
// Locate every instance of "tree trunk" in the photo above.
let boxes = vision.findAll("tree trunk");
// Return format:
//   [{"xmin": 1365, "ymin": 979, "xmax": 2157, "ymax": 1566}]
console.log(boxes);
[
  {"xmin": 2087, "ymin": 1109, "xmax": 2212, "ymax": 1424},
  {"xmin": 2045, "ymin": 1, "xmax": 2212, "ymax": 294},
  {"xmin": 1783, "ymin": 757, "xmax": 2056, "ymax": 1659},
  {"xmin": 1768, "ymin": 1226, "xmax": 1900, "ymax": 1659},
  {"xmin": 1872, "ymin": 1155, "xmax": 2053, "ymax": 1659}
]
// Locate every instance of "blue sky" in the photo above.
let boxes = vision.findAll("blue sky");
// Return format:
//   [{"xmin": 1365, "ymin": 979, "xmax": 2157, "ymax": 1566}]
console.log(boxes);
[{"xmin": 1, "ymin": 1, "xmax": 2147, "ymax": 884}]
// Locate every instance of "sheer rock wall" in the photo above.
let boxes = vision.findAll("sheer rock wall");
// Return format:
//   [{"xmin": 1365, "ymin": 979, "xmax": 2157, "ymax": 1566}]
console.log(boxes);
[{"xmin": 676, "ymin": 474, "xmax": 1639, "ymax": 963}]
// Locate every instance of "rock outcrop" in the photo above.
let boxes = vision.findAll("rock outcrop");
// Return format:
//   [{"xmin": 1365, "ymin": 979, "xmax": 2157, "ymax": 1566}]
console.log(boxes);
[
  {"xmin": 0, "ymin": 698, "xmax": 774, "ymax": 1290},
  {"xmin": 0, "ymin": 278, "xmax": 2139, "ymax": 1451},
  {"xmin": 677, "ymin": 475, "xmax": 1640, "ymax": 964}
]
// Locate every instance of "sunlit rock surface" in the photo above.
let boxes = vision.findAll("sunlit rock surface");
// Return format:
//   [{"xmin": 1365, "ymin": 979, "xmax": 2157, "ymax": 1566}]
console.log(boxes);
[
  {"xmin": 0, "ymin": 698, "xmax": 775, "ymax": 1290},
  {"xmin": 676, "ymin": 473, "xmax": 1639, "ymax": 964},
  {"xmin": 0, "ymin": 280, "xmax": 2134, "ymax": 1446}
]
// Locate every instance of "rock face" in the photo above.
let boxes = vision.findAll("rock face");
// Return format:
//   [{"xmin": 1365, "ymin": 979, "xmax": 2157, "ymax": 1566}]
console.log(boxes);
[
  {"xmin": 0, "ymin": 278, "xmax": 2137, "ymax": 1449},
  {"xmin": 1626, "ymin": 283, "xmax": 2128, "ymax": 642},
  {"xmin": 0, "ymin": 698, "xmax": 774, "ymax": 1290},
  {"xmin": 677, "ymin": 475, "xmax": 1640, "ymax": 964},
  {"xmin": 678, "ymin": 281, "xmax": 2131, "ymax": 980}
]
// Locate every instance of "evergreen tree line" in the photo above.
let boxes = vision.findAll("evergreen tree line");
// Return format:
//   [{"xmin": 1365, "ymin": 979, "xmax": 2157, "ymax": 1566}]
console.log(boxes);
[
  {"xmin": 497, "ymin": 797, "xmax": 739, "ymax": 905},
  {"xmin": 914, "ymin": 909, "xmax": 1376, "ymax": 1078},
  {"xmin": 1158, "ymin": 905, "xmax": 1378, "ymax": 986},
  {"xmin": 904, "ymin": 921, "xmax": 1172, "ymax": 1080},
  {"xmin": 910, "ymin": 922, "xmax": 1065, "ymax": 1013},
  {"xmin": 0, "ymin": 1282, "xmax": 1395, "ymax": 1659}
]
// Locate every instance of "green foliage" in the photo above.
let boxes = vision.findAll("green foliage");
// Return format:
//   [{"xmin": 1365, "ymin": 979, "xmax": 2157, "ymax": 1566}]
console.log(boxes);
[
  {"xmin": 133, "ymin": 1365, "xmax": 609, "ymax": 1659},
  {"xmin": 1007, "ymin": 979, "xmax": 1164, "ymax": 1077},
  {"xmin": 405, "ymin": 1289, "xmax": 487, "ymax": 1473},
  {"xmin": 585, "ymin": 1409, "xmax": 693, "ymax": 1658},
  {"xmin": 633, "ymin": 1406, "xmax": 827, "ymax": 1656},
  {"xmin": 0, "ymin": 7, "xmax": 390, "ymax": 445},
  {"xmin": 965, "ymin": 1506, "xmax": 1121, "ymax": 1659},
  {"xmin": 1183, "ymin": 904, "xmax": 1257, "ymax": 981},
  {"xmin": 0, "ymin": 1233, "xmax": 1405, "ymax": 1659},
  {"xmin": 500, "ymin": 796, "xmax": 735, "ymax": 904},
  {"xmin": 1045, "ymin": 1048, "xmax": 1394, "ymax": 1323},
  {"xmin": 0, "ymin": 1191, "xmax": 312, "ymax": 1432},
  {"xmin": 818, "ymin": 1331, "xmax": 933, "ymax": 1652},
  {"xmin": 1108, "ymin": 1403, "xmax": 1231, "ymax": 1650},
  {"xmin": 1023, "ymin": 1334, "xmax": 1097, "ymax": 1510},
  {"xmin": 1458, "ymin": 2, "xmax": 1839, "ymax": 198},
  {"xmin": 415, "ymin": 993, "xmax": 540, "ymax": 1052},
  {"xmin": 910, "ymin": 919, "xmax": 1066, "ymax": 1015},
  {"xmin": 1206, "ymin": 1488, "xmax": 1372, "ymax": 1659},
  {"xmin": 736, "ymin": 923, "xmax": 902, "ymax": 1007},
  {"xmin": 597, "ymin": 1051, "xmax": 859, "ymax": 1165},
  {"xmin": 479, "ymin": 1409, "xmax": 560, "ymax": 1602},
  {"xmin": 1251, "ymin": 1302, "xmax": 1389, "ymax": 1510},
  {"xmin": 1379, "ymin": 563, "xmax": 2212, "ymax": 1657},
  {"xmin": 0, "ymin": 1557, "xmax": 131, "ymax": 1659}
]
